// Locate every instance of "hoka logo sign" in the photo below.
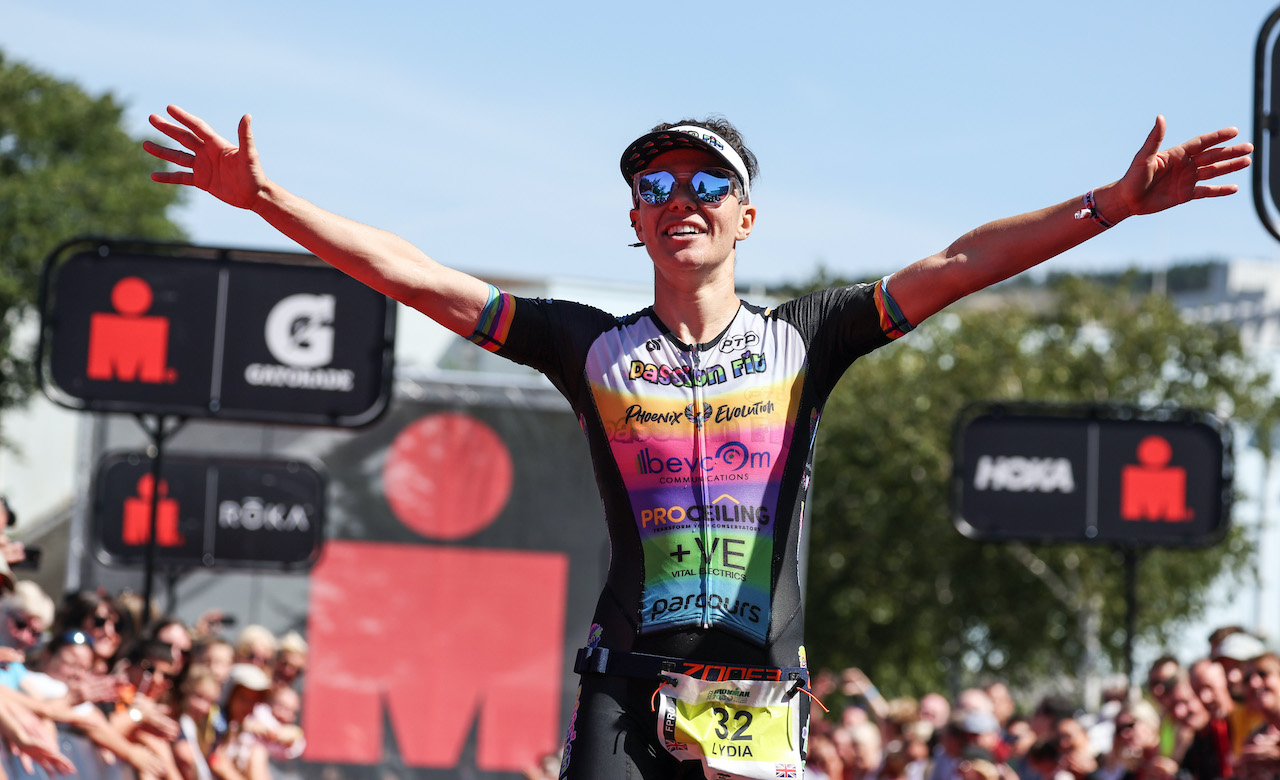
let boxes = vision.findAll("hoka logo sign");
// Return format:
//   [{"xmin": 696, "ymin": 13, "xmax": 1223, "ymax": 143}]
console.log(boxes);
[{"xmin": 973, "ymin": 456, "xmax": 1076, "ymax": 493}]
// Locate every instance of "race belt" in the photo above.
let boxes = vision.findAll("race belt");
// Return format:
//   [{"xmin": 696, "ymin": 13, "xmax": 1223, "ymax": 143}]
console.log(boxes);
[{"xmin": 573, "ymin": 645, "xmax": 809, "ymax": 686}]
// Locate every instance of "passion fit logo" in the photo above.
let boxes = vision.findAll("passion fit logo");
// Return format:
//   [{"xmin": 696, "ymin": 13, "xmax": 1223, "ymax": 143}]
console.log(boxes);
[
  {"xmin": 245, "ymin": 293, "xmax": 355, "ymax": 392},
  {"xmin": 628, "ymin": 351, "xmax": 767, "ymax": 388}
]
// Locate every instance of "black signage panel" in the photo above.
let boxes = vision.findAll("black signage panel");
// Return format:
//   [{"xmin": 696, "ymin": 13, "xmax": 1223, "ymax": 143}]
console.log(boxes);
[
  {"xmin": 94, "ymin": 452, "xmax": 326, "ymax": 570},
  {"xmin": 953, "ymin": 404, "xmax": 1230, "ymax": 547},
  {"xmin": 958, "ymin": 416, "xmax": 1093, "ymax": 543},
  {"xmin": 47, "ymin": 254, "xmax": 221, "ymax": 409},
  {"xmin": 39, "ymin": 238, "xmax": 395, "ymax": 427},
  {"xmin": 217, "ymin": 263, "xmax": 386, "ymax": 420},
  {"xmin": 1094, "ymin": 421, "xmax": 1227, "ymax": 545}
]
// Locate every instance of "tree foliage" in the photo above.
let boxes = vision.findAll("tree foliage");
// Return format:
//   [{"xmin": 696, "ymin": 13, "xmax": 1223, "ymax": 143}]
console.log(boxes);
[
  {"xmin": 0, "ymin": 51, "xmax": 185, "ymax": 422},
  {"xmin": 805, "ymin": 274, "xmax": 1269, "ymax": 698}
]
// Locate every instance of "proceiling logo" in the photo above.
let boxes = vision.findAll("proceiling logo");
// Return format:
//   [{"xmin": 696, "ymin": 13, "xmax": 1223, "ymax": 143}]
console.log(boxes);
[{"xmin": 245, "ymin": 293, "xmax": 355, "ymax": 391}]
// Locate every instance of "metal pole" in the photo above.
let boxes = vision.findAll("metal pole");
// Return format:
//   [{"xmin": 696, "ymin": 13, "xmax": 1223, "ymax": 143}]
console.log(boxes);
[
  {"xmin": 135, "ymin": 414, "xmax": 185, "ymax": 627},
  {"xmin": 1124, "ymin": 546, "xmax": 1139, "ymax": 686}
]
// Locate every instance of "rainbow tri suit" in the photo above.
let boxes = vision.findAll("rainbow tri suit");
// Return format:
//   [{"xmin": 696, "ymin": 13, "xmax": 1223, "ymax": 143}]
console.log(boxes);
[{"xmin": 469, "ymin": 278, "xmax": 911, "ymax": 669}]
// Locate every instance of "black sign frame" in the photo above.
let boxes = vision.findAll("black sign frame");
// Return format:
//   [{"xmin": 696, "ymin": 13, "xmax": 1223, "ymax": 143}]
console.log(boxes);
[
  {"xmin": 36, "ymin": 236, "xmax": 396, "ymax": 428},
  {"xmin": 951, "ymin": 402, "xmax": 1233, "ymax": 548},
  {"xmin": 92, "ymin": 450, "xmax": 328, "ymax": 572}
]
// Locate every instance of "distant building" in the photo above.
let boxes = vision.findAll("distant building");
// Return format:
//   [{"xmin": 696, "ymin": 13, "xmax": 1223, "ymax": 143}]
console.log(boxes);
[{"xmin": 1170, "ymin": 258, "xmax": 1280, "ymax": 650}]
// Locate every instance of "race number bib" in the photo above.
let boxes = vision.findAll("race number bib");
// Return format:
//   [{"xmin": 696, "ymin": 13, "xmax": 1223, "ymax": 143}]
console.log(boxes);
[{"xmin": 655, "ymin": 671, "xmax": 805, "ymax": 780}]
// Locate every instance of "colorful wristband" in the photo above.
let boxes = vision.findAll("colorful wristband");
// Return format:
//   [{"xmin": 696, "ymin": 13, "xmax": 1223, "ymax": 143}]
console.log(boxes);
[{"xmin": 1072, "ymin": 189, "xmax": 1115, "ymax": 229}]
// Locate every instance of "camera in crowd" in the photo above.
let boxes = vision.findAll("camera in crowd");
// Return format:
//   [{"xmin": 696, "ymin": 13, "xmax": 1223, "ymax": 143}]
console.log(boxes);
[{"xmin": 0, "ymin": 496, "xmax": 41, "ymax": 571}]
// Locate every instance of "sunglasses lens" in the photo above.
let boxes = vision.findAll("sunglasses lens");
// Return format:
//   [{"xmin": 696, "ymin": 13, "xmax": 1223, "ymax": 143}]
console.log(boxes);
[
  {"xmin": 690, "ymin": 170, "xmax": 734, "ymax": 203},
  {"xmin": 637, "ymin": 171, "xmax": 675, "ymax": 205}
]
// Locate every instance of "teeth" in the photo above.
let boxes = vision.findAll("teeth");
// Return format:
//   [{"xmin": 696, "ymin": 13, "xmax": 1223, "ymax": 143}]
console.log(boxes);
[{"xmin": 668, "ymin": 227, "xmax": 703, "ymax": 236}]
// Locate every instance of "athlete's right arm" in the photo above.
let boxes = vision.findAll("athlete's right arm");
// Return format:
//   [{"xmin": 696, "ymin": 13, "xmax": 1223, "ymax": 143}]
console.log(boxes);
[{"xmin": 143, "ymin": 106, "xmax": 492, "ymax": 337}]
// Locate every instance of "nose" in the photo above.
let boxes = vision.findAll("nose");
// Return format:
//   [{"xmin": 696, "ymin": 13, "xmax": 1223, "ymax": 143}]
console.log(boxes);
[{"xmin": 665, "ymin": 179, "xmax": 699, "ymax": 210}]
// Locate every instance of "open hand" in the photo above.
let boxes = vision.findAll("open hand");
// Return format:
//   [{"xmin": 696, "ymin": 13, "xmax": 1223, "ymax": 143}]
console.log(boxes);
[
  {"xmin": 1115, "ymin": 115, "xmax": 1252, "ymax": 218},
  {"xmin": 144, "ymin": 105, "xmax": 267, "ymax": 210}
]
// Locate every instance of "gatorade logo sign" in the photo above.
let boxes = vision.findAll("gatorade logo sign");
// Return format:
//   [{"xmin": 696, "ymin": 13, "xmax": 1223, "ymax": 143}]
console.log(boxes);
[
  {"xmin": 41, "ymin": 240, "xmax": 393, "ymax": 427},
  {"xmin": 244, "ymin": 293, "xmax": 356, "ymax": 392}
]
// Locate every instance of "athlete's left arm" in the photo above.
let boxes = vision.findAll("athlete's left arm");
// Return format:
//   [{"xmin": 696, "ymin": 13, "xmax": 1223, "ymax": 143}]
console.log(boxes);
[{"xmin": 886, "ymin": 116, "xmax": 1250, "ymax": 327}]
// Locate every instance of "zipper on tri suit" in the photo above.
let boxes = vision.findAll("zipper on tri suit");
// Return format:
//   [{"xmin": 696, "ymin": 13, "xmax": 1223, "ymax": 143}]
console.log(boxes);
[{"xmin": 689, "ymin": 348, "xmax": 712, "ymax": 629}]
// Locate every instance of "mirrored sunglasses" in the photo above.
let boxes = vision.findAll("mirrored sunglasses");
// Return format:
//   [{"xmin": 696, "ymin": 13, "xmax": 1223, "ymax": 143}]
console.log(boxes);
[{"xmin": 634, "ymin": 168, "xmax": 740, "ymax": 207}]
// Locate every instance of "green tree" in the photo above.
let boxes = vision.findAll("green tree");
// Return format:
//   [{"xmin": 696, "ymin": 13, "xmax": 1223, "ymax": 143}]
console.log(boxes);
[
  {"xmin": 805, "ymin": 274, "xmax": 1267, "ymax": 698},
  {"xmin": 0, "ymin": 52, "xmax": 185, "ymax": 429}
]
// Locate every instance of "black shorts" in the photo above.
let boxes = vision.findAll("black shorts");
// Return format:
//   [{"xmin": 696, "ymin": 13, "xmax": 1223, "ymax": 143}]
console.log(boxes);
[{"xmin": 558, "ymin": 673, "xmax": 705, "ymax": 780}]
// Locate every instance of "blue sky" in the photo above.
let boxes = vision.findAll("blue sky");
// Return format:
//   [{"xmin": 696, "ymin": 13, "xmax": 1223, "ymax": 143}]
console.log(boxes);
[{"xmin": 4, "ymin": 1, "xmax": 1280, "ymax": 290}]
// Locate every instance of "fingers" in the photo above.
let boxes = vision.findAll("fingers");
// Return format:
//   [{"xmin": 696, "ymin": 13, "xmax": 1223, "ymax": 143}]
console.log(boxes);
[
  {"xmin": 1192, "ymin": 183, "xmax": 1241, "ymax": 200},
  {"xmin": 1195, "ymin": 154, "xmax": 1252, "ymax": 184},
  {"xmin": 1192, "ymin": 141, "xmax": 1254, "ymax": 168},
  {"xmin": 1179, "ymin": 125, "xmax": 1241, "ymax": 158},
  {"xmin": 164, "ymin": 104, "xmax": 228, "ymax": 147},
  {"xmin": 1135, "ymin": 115, "xmax": 1167, "ymax": 162},
  {"xmin": 150, "ymin": 171, "xmax": 195, "ymax": 186},
  {"xmin": 142, "ymin": 140, "xmax": 194, "ymax": 169},
  {"xmin": 148, "ymin": 116, "xmax": 201, "ymax": 153},
  {"xmin": 239, "ymin": 113, "xmax": 254, "ymax": 151}
]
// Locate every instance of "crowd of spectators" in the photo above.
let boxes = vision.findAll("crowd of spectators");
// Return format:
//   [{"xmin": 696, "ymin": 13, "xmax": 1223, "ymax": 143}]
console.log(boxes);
[
  {"xmin": 792, "ymin": 624, "xmax": 1280, "ymax": 780},
  {"xmin": 0, "ymin": 560, "xmax": 308, "ymax": 780},
  {"xmin": 517, "ymin": 625, "xmax": 1280, "ymax": 780}
]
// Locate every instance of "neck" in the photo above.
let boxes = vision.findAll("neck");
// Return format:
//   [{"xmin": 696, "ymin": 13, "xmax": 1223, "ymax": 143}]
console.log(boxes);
[{"xmin": 652, "ymin": 265, "xmax": 741, "ymax": 346}]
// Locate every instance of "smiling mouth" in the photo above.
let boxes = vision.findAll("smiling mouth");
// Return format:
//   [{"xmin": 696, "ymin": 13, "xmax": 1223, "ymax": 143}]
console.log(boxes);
[{"xmin": 666, "ymin": 226, "xmax": 705, "ymax": 237}]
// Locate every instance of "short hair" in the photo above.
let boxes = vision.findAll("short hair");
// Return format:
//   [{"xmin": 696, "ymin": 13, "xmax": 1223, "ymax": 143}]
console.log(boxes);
[
  {"xmin": 190, "ymin": 635, "xmax": 233, "ymax": 664},
  {"xmin": 1033, "ymin": 694, "xmax": 1074, "ymax": 723},
  {"xmin": 1146, "ymin": 655, "xmax": 1181, "ymax": 684},
  {"xmin": 1209, "ymin": 625, "xmax": 1246, "ymax": 648},
  {"xmin": 125, "ymin": 637, "xmax": 175, "ymax": 669},
  {"xmin": 4, "ymin": 581, "xmax": 53, "ymax": 627},
  {"xmin": 847, "ymin": 720, "xmax": 882, "ymax": 752},
  {"xmin": 181, "ymin": 666, "xmax": 220, "ymax": 698},
  {"xmin": 649, "ymin": 116, "xmax": 759, "ymax": 185},
  {"xmin": 278, "ymin": 630, "xmax": 308, "ymax": 656},
  {"xmin": 235, "ymin": 624, "xmax": 277, "ymax": 656}
]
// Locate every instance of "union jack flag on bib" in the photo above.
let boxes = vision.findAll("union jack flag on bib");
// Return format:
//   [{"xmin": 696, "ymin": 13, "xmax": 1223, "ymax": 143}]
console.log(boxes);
[{"xmin": 776, "ymin": 765, "xmax": 798, "ymax": 778}]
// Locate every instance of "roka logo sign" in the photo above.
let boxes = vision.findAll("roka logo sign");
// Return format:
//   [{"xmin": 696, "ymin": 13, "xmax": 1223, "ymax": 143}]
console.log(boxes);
[
  {"xmin": 265, "ymin": 293, "xmax": 335, "ymax": 368},
  {"xmin": 245, "ymin": 293, "xmax": 355, "ymax": 392}
]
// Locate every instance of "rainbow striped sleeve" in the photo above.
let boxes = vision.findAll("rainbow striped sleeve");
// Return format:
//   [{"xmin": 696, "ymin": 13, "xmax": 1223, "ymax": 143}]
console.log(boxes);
[
  {"xmin": 466, "ymin": 284, "xmax": 516, "ymax": 353},
  {"xmin": 874, "ymin": 276, "xmax": 914, "ymax": 340}
]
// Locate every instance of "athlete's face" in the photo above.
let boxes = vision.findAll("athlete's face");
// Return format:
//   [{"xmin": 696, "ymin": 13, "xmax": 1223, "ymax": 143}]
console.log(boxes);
[{"xmin": 629, "ymin": 148, "xmax": 756, "ymax": 276}]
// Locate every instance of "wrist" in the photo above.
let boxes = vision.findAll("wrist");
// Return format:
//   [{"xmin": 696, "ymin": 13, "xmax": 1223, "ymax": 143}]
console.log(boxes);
[
  {"xmin": 248, "ymin": 179, "xmax": 284, "ymax": 216},
  {"xmin": 1089, "ymin": 184, "xmax": 1133, "ymax": 225}
]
